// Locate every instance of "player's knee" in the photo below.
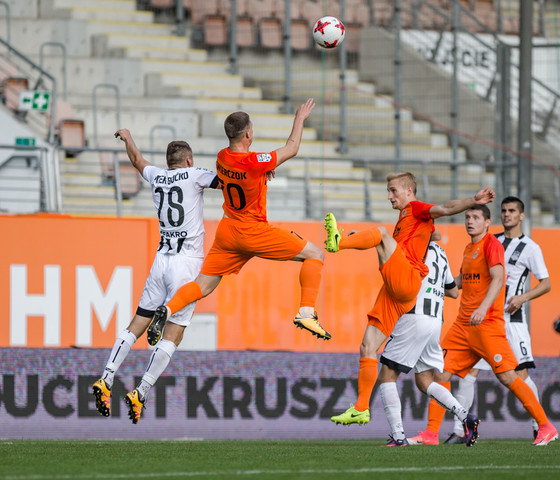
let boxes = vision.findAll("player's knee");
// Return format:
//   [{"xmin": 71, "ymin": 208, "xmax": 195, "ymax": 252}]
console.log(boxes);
[
  {"xmin": 377, "ymin": 225, "xmax": 389, "ymax": 240},
  {"xmin": 360, "ymin": 341, "xmax": 376, "ymax": 358},
  {"xmin": 302, "ymin": 242, "xmax": 325, "ymax": 262},
  {"xmin": 495, "ymin": 370, "xmax": 516, "ymax": 387}
]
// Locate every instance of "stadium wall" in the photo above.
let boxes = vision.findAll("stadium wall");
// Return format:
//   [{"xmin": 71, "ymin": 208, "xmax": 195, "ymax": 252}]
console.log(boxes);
[
  {"xmin": 0, "ymin": 348, "xmax": 558, "ymax": 440},
  {"xmin": 1, "ymin": 214, "xmax": 559, "ymax": 440},
  {"xmin": 1, "ymin": 213, "xmax": 559, "ymax": 355}
]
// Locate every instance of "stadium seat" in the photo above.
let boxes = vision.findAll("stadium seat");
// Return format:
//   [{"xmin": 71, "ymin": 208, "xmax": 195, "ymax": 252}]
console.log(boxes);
[
  {"xmin": 99, "ymin": 144, "xmax": 141, "ymax": 198},
  {"xmin": 371, "ymin": 0, "xmax": 393, "ymax": 27},
  {"xmin": 258, "ymin": 17, "xmax": 283, "ymax": 49},
  {"xmin": 344, "ymin": 23, "xmax": 361, "ymax": 54},
  {"xmin": 300, "ymin": 0, "xmax": 322, "ymax": 26},
  {"xmin": 347, "ymin": 2, "xmax": 371, "ymax": 27},
  {"xmin": 290, "ymin": 18, "xmax": 311, "ymax": 51},
  {"xmin": 59, "ymin": 119, "xmax": 86, "ymax": 153},
  {"xmin": 1, "ymin": 77, "xmax": 29, "ymax": 112},
  {"xmin": 219, "ymin": 0, "xmax": 249, "ymax": 20},
  {"xmin": 190, "ymin": 0, "xmax": 220, "ymax": 25},
  {"xmin": 119, "ymin": 163, "xmax": 142, "ymax": 199},
  {"xmin": 248, "ymin": 0, "xmax": 277, "ymax": 24},
  {"xmin": 236, "ymin": 16, "xmax": 256, "ymax": 47},
  {"xmin": 148, "ymin": 0, "xmax": 174, "ymax": 8},
  {"xmin": 45, "ymin": 99, "xmax": 86, "ymax": 154},
  {"xmin": 202, "ymin": 2, "xmax": 256, "ymax": 48},
  {"xmin": 203, "ymin": 14, "xmax": 228, "ymax": 46}
]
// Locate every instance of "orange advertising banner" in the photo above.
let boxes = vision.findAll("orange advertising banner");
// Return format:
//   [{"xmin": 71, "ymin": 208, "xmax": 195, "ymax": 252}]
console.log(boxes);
[{"xmin": 0, "ymin": 214, "xmax": 559, "ymax": 356}]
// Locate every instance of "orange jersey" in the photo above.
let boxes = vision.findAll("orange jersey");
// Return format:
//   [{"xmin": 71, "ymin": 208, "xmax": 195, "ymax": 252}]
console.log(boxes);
[
  {"xmin": 216, "ymin": 148, "xmax": 277, "ymax": 222},
  {"xmin": 457, "ymin": 233, "xmax": 505, "ymax": 324},
  {"xmin": 392, "ymin": 201, "xmax": 434, "ymax": 277}
]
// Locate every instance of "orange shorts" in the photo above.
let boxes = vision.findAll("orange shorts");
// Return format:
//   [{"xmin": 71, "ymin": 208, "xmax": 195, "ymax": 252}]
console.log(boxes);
[
  {"xmin": 367, "ymin": 244, "xmax": 423, "ymax": 337},
  {"xmin": 201, "ymin": 217, "xmax": 307, "ymax": 276},
  {"xmin": 441, "ymin": 319, "xmax": 518, "ymax": 377}
]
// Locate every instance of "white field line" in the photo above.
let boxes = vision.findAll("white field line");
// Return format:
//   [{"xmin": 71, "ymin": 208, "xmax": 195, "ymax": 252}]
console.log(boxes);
[{"xmin": 3, "ymin": 465, "xmax": 560, "ymax": 479}]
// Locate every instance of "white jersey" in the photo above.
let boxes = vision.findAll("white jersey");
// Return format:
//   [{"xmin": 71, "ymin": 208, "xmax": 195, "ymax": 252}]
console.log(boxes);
[
  {"xmin": 495, "ymin": 233, "xmax": 549, "ymax": 325},
  {"xmin": 143, "ymin": 165, "xmax": 217, "ymax": 256},
  {"xmin": 408, "ymin": 241, "xmax": 455, "ymax": 321},
  {"xmin": 381, "ymin": 241, "xmax": 456, "ymax": 374}
]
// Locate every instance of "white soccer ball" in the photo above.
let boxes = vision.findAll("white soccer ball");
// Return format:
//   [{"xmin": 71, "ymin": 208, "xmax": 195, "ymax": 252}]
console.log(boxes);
[{"xmin": 312, "ymin": 16, "xmax": 346, "ymax": 49}]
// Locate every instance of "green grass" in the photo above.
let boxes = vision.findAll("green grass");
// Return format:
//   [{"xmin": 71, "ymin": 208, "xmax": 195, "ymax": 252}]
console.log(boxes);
[{"xmin": 0, "ymin": 439, "xmax": 559, "ymax": 480}]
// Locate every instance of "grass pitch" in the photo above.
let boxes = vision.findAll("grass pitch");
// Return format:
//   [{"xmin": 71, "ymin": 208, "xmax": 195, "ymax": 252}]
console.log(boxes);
[{"xmin": 0, "ymin": 439, "xmax": 558, "ymax": 480}]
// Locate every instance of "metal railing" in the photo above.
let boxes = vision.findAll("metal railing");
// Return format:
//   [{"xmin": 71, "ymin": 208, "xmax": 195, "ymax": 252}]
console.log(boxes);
[
  {"xmin": 0, "ymin": 144, "xmax": 59, "ymax": 213},
  {"xmin": 0, "ymin": 37, "xmax": 58, "ymax": 143}
]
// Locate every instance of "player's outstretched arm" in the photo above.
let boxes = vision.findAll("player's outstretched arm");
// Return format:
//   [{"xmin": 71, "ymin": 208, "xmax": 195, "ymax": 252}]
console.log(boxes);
[
  {"xmin": 115, "ymin": 128, "xmax": 151, "ymax": 175},
  {"xmin": 429, "ymin": 186, "xmax": 495, "ymax": 219},
  {"xmin": 275, "ymin": 98, "xmax": 316, "ymax": 167}
]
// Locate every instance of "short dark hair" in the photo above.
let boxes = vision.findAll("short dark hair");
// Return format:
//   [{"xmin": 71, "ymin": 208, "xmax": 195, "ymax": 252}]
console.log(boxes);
[
  {"xmin": 501, "ymin": 195, "xmax": 524, "ymax": 213},
  {"xmin": 467, "ymin": 204, "xmax": 491, "ymax": 220},
  {"xmin": 166, "ymin": 141, "xmax": 192, "ymax": 168},
  {"xmin": 224, "ymin": 111, "xmax": 250, "ymax": 140}
]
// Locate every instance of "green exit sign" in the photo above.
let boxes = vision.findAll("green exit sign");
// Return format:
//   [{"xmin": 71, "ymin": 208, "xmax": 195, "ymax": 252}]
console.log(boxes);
[{"xmin": 15, "ymin": 137, "xmax": 36, "ymax": 147}]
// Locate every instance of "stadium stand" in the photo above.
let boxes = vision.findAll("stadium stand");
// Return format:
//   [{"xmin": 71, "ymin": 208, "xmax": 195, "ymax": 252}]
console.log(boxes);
[{"xmin": 1, "ymin": 0, "xmax": 560, "ymax": 225}]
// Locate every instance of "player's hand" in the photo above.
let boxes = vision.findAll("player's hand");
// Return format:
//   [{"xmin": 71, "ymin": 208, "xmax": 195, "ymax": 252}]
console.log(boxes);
[
  {"xmin": 468, "ymin": 307, "xmax": 486, "ymax": 325},
  {"xmin": 505, "ymin": 295, "xmax": 523, "ymax": 314},
  {"xmin": 114, "ymin": 128, "xmax": 131, "ymax": 143},
  {"xmin": 266, "ymin": 170, "xmax": 276, "ymax": 181},
  {"xmin": 473, "ymin": 186, "xmax": 495, "ymax": 205},
  {"xmin": 295, "ymin": 98, "xmax": 316, "ymax": 121}
]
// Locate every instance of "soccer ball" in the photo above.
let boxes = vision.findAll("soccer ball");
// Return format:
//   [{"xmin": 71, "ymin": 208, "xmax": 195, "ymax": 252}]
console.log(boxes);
[{"xmin": 312, "ymin": 16, "xmax": 345, "ymax": 49}]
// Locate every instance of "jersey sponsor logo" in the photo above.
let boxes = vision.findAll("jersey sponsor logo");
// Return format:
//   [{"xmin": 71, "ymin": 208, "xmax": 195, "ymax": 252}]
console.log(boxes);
[
  {"xmin": 256, "ymin": 153, "xmax": 272, "ymax": 163},
  {"xmin": 424, "ymin": 286, "xmax": 444, "ymax": 298},
  {"xmin": 154, "ymin": 171, "xmax": 189, "ymax": 184},
  {"xmin": 217, "ymin": 163, "xmax": 248, "ymax": 180},
  {"xmin": 160, "ymin": 230, "xmax": 188, "ymax": 238},
  {"xmin": 462, "ymin": 272, "xmax": 481, "ymax": 280},
  {"xmin": 473, "ymin": 251, "xmax": 479, "ymax": 259}
]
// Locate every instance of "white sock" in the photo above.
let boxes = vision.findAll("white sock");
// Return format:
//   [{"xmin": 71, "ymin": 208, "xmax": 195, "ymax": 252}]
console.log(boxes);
[
  {"xmin": 102, "ymin": 329, "xmax": 137, "ymax": 389},
  {"xmin": 427, "ymin": 382, "xmax": 468, "ymax": 424},
  {"xmin": 379, "ymin": 382, "xmax": 405, "ymax": 441},
  {"xmin": 453, "ymin": 373, "xmax": 477, "ymax": 436},
  {"xmin": 137, "ymin": 339, "xmax": 177, "ymax": 400},
  {"xmin": 524, "ymin": 376, "xmax": 540, "ymax": 432}
]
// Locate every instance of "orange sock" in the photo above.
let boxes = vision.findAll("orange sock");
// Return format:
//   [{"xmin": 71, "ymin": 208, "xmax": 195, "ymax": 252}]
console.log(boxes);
[
  {"xmin": 509, "ymin": 376, "xmax": 548, "ymax": 426},
  {"xmin": 299, "ymin": 258, "xmax": 323, "ymax": 308},
  {"xmin": 354, "ymin": 357, "xmax": 378, "ymax": 412},
  {"xmin": 339, "ymin": 228, "xmax": 382, "ymax": 250},
  {"xmin": 166, "ymin": 282, "xmax": 203, "ymax": 315},
  {"xmin": 426, "ymin": 381, "xmax": 449, "ymax": 434}
]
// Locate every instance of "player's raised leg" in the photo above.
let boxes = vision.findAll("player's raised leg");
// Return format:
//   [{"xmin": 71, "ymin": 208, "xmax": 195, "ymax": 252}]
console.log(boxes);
[
  {"xmin": 324, "ymin": 212, "xmax": 382, "ymax": 253},
  {"xmin": 291, "ymin": 241, "xmax": 331, "ymax": 340}
]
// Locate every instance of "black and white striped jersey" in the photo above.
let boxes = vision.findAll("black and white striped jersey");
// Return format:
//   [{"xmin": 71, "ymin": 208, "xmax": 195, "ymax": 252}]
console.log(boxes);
[
  {"xmin": 143, "ymin": 165, "xmax": 217, "ymax": 256},
  {"xmin": 495, "ymin": 233, "xmax": 549, "ymax": 324},
  {"xmin": 408, "ymin": 241, "xmax": 456, "ymax": 321}
]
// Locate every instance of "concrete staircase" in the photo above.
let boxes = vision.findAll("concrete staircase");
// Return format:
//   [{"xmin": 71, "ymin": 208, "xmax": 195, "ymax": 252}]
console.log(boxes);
[{"xmin": 2, "ymin": 0, "xmax": 514, "ymax": 223}]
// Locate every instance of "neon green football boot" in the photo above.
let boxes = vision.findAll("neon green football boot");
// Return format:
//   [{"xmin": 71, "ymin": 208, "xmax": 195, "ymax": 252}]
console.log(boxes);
[
  {"xmin": 331, "ymin": 405, "xmax": 370, "ymax": 425},
  {"xmin": 324, "ymin": 212, "xmax": 343, "ymax": 253}
]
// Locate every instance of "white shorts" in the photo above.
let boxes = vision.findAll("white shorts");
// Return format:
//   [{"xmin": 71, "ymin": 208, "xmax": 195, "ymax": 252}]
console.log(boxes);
[
  {"xmin": 380, "ymin": 313, "xmax": 444, "ymax": 374},
  {"xmin": 138, "ymin": 251, "xmax": 204, "ymax": 327},
  {"xmin": 473, "ymin": 321, "xmax": 533, "ymax": 371}
]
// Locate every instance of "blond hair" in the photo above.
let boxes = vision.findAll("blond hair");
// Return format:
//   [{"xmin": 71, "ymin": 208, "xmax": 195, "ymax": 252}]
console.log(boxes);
[{"xmin": 386, "ymin": 172, "xmax": 417, "ymax": 195}]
